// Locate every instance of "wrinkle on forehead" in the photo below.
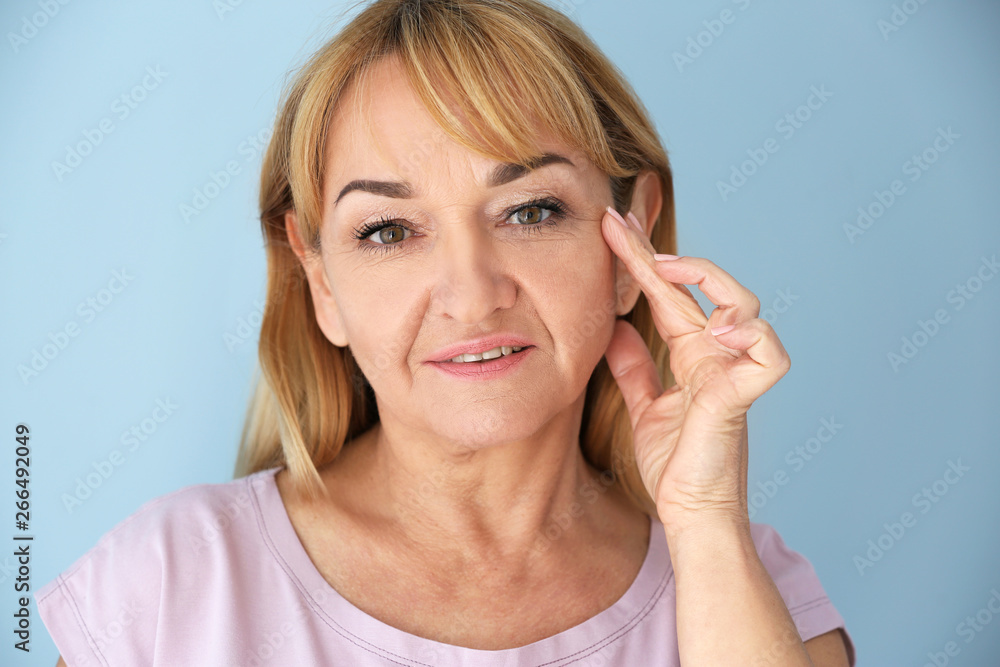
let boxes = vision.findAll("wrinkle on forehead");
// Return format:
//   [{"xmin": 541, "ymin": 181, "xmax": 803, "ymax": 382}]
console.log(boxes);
[{"xmin": 326, "ymin": 54, "xmax": 584, "ymax": 195}]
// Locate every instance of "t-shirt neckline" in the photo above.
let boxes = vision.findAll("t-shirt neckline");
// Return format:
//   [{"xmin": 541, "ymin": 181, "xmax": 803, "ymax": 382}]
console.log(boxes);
[{"xmin": 251, "ymin": 465, "xmax": 673, "ymax": 664}]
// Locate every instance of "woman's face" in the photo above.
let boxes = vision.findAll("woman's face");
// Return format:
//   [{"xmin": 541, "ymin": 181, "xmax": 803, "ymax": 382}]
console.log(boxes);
[{"xmin": 294, "ymin": 57, "xmax": 639, "ymax": 451}]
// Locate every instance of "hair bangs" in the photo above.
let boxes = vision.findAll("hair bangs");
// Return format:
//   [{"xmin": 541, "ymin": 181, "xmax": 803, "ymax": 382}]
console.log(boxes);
[{"xmin": 390, "ymin": 1, "xmax": 625, "ymax": 178}]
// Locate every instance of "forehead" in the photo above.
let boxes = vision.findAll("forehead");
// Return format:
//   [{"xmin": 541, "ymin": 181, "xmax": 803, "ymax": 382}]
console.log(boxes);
[{"xmin": 323, "ymin": 56, "xmax": 592, "ymax": 191}]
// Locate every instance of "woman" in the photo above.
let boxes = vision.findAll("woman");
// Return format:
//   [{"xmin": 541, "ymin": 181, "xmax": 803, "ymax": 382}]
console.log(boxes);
[{"xmin": 39, "ymin": 0, "xmax": 856, "ymax": 664}]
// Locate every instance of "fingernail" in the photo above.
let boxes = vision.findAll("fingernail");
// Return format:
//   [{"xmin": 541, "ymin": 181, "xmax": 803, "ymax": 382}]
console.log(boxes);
[
  {"xmin": 625, "ymin": 211, "xmax": 644, "ymax": 233},
  {"xmin": 606, "ymin": 206, "xmax": 630, "ymax": 231},
  {"xmin": 711, "ymin": 324, "xmax": 736, "ymax": 336},
  {"xmin": 654, "ymin": 254, "xmax": 679, "ymax": 261}
]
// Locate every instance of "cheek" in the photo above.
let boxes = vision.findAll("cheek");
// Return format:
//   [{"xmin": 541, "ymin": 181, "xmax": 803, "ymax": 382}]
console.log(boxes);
[
  {"xmin": 519, "ymin": 233, "xmax": 618, "ymax": 350},
  {"xmin": 526, "ymin": 224, "xmax": 616, "ymax": 298},
  {"xmin": 327, "ymin": 266, "xmax": 424, "ymax": 384}
]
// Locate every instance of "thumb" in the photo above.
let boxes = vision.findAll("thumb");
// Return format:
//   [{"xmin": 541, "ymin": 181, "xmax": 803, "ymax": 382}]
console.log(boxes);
[{"xmin": 603, "ymin": 319, "xmax": 664, "ymax": 431}]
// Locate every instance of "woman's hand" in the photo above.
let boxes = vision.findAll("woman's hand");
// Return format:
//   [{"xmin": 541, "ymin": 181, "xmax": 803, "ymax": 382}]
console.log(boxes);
[{"xmin": 601, "ymin": 206, "xmax": 791, "ymax": 536}]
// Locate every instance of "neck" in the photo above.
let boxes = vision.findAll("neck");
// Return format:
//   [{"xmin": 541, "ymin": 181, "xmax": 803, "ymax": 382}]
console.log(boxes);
[{"xmin": 328, "ymin": 396, "xmax": 627, "ymax": 562}]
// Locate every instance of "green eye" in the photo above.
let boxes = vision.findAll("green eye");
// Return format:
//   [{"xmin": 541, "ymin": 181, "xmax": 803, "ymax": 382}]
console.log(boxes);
[
  {"xmin": 512, "ymin": 205, "xmax": 552, "ymax": 226},
  {"xmin": 371, "ymin": 225, "xmax": 408, "ymax": 245},
  {"xmin": 352, "ymin": 196, "xmax": 568, "ymax": 256}
]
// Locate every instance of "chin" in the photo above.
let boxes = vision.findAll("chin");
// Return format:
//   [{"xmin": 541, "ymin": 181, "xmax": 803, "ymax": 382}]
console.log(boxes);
[{"xmin": 430, "ymin": 411, "xmax": 540, "ymax": 452}]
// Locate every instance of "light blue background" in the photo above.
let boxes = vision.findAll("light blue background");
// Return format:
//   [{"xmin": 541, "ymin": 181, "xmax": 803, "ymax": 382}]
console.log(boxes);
[{"xmin": 2, "ymin": 0, "xmax": 998, "ymax": 665}]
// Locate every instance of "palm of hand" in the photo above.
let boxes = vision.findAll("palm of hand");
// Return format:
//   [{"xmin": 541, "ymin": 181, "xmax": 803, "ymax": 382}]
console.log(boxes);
[{"xmin": 602, "ymin": 207, "xmax": 790, "ymax": 531}]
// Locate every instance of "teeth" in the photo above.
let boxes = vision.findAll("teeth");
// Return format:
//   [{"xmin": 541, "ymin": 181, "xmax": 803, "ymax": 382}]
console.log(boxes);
[{"xmin": 448, "ymin": 345, "xmax": 524, "ymax": 363}]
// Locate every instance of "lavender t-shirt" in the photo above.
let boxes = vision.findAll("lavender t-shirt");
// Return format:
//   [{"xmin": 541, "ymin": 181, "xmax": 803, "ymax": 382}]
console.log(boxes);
[{"xmin": 36, "ymin": 467, "xmax": 856, "ymax": 666}]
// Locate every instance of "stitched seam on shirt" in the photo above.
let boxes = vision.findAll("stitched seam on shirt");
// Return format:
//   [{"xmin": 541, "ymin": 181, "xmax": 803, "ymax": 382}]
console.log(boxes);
[
  {"xmin": 791, "ymin": 599, "xmax": 836, "ymax": 622},
  {"xmin": 787, "ymin": 595, "xmax": 830, "ymax": 614},
  {"xmin": 39, "ymin": 486, "xmax": 208, "ymax": 665},
  {"xmin": 54, "ymin": 484, "xmax": 217, "ymax": 583},
  {"xmin": 254, "ymin": 471, "xmax": 674, "ymax": 667},
  {"xmin": 250, "ymin": 471, "xmax": 428, "ymax": 667},
  {"xmin": 536, "ymin": 565, "xmax": 675, "ymax": 666},
  {"xmin": 54, "ymin": 573, "xmax": 110, "ymax": 667}
]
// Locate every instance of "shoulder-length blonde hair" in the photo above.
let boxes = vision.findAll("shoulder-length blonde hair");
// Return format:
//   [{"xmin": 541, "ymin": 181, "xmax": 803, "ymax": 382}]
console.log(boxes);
[{"xmin": 235, "ymin": 0, "xmax": 676, "ymax": 518}]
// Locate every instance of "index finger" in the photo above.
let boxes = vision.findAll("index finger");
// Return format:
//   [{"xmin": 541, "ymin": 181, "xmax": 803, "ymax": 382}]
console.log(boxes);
[
  {"xmin": 650, "ymin": 255, "xmax": 762, "ymax": 331},
  {"xmin": 602, "ymin": 207, "xmax": 708, "ymax": 339}
]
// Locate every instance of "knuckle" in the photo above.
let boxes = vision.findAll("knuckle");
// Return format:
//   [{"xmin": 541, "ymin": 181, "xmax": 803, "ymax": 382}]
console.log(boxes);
[{"xmin": 779, "ymin": 350, "xmax": 792, "ymax": 373}]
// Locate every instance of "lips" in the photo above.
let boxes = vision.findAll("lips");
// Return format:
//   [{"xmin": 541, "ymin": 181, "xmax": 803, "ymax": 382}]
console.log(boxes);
[
  {"xmin": 429, "ymin": 344, "xmax": 534, "ymax": 379},
  {"xmin": 426, "ymin": 335, "xmax": 535, "ymax": 363},
  {"xmin": 445, "ymin": 345, "xmax": 528, "ymax": 363}
]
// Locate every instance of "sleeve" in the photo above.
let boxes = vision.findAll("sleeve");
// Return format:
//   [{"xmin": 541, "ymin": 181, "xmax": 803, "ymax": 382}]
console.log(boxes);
[
  {"xmin": 33, "ymin": 492, "xmax": 179, "ymax": 667},
  {"xmin": 750, "ymin": 522, "xmax": 857, "ymax": 667}
]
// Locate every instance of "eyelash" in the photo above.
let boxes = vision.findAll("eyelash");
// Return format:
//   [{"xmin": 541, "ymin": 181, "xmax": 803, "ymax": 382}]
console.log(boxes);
[{"xmin": 351, "ymin": 197, "xmax": 568, "ymax": 256}]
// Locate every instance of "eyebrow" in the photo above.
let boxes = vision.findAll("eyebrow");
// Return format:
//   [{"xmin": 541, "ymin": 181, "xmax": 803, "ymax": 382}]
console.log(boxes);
[{"xmin": 333, "ymin": 152, "xmax": 574, "ymax": 207}]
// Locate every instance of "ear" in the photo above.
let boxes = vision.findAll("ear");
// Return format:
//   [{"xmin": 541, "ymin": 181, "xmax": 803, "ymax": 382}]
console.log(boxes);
[
  {"xmin": 284, "ymin": 210, "xmax": 350, "ymax": 347},
  {"xmin": 615, "ymin": 170, "xmax": 664, "ymax": 316}
]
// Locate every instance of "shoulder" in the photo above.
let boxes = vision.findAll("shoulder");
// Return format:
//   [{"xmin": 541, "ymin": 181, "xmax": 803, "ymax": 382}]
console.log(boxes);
[
  {"xmin": 748, "ymin": 522, "xmax": 857, "ymax": 665},
  {"xmin": 34, "ymin": 468, "xmax": 281, "ymax": 664},
  {"xmin": 40, "ymin": 467, "xmax": 278, "ymax": 591},
  {"xmin": 77, "ymin": 468, "xmax": 273, "ymax": 562},
  {"xmin": 129, "ymin": 469, "xmax": 272, "ymax": 547}
]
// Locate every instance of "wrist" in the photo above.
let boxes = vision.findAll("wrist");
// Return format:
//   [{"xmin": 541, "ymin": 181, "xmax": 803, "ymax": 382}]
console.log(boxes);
[
  {"xmin": 657, "ymin": 505, "xmax": 751, "ymax": 545},
  {"xmin": 662, "ymin": 517, "xmax": 759, "ymax": 579}
]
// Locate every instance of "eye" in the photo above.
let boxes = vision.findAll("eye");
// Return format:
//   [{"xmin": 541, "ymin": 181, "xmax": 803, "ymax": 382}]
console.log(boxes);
[
  {"xmin": 352, "ymin": 216, "xmax": 413, "ymax": 254},
  {"xmin": 511, "ymin": 204, "xmax": 552, "ymax": 226},
  {"xmin": 506, "ymin": 197, "xmax": 567, "ymax": 236},
  {"xmin": 351, "ymin": 196, "xmax": 568, "ymax": 256}
]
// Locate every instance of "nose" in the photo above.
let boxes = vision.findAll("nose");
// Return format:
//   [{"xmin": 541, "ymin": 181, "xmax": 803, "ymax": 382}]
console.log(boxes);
[{"xmin": 431, "ymin": 221, "xmax": 516, "ymax": 324}]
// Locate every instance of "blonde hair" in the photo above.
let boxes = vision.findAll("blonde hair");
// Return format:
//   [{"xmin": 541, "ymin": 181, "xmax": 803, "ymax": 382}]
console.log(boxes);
[{"xmin": 235, "ymin": 0, "xmax": 676, "ymax": 518}]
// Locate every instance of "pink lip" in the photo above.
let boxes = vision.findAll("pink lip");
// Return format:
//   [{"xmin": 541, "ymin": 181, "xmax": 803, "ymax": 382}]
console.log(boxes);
[
  {"xmin": 428, "ymin": 345, "xmax": 533, "ymax": 380},
  {"xmin": 425, "ymin": 336, "xmax": 534, "ymax": 363}
]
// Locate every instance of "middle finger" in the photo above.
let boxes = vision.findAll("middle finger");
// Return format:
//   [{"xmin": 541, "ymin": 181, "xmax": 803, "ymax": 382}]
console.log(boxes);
[{"xmin": 603, "ymin": 207, "xmax": 761, "ymax": 339}]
